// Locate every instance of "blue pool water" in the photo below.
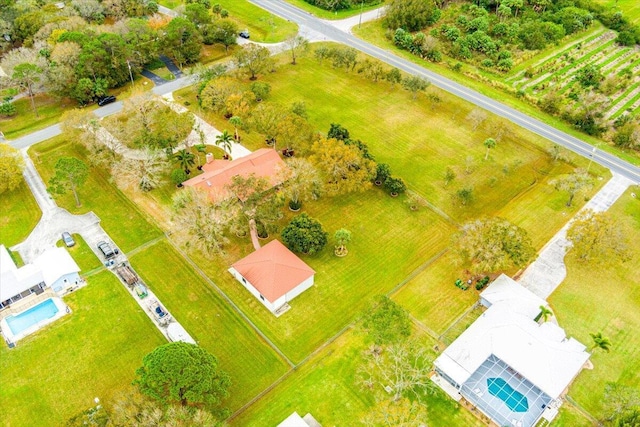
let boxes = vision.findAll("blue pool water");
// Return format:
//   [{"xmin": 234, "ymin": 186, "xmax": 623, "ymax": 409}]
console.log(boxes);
[
  {"xmin": 5, "ymin": 299, "xmax": 59, "ymax": 335},
  {"xmin": 487, "ymin": 377, "xmax": 529, "ymax": 412}
]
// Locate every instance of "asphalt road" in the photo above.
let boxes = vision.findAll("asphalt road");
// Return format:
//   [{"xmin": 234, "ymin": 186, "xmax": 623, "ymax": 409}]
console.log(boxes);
[
  {"xmin": 250, "ymin": 0, "xmax": 640, "ymax": 184},
  {"xmin": 8, "ymin": 74, "xmax": 197, "ymax": 150}
]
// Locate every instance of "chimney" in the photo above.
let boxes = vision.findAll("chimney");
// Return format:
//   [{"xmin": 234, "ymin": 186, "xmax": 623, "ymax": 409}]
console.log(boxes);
[{"xmin": 205, "ymin": 153, "xmax": 213, "ymax": 164}]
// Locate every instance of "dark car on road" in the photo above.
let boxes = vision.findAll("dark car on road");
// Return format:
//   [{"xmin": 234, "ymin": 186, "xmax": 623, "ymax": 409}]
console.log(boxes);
[
  {"xmin": 239, "ymin": 29, "xmax": 250, "ymax": 39},
  {"xmin": 97, "ymin": 241, "xmax": 117, "ymax": 259},
  {"xmin": 97, "ymin": 95, "xmax": 116, "ymax": 106},
  {"xmin": 61, "ymin": 232, "xmax": 75, "ymax": 247}
]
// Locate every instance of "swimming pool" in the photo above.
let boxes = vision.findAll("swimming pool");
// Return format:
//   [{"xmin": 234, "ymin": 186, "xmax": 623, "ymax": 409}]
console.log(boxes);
[
  {"xmin": 487, "ymin": 377, "xmax": 529, "ymax": 412},
  {"xmin": 5, "ymin": 298, "xmax": 59, "ymax": 335}
]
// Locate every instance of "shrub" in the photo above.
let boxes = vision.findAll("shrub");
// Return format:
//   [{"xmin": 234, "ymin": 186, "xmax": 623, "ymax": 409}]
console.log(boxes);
[
  {"xmin": 0, "ymin": 101, "xmax": 16, "ymax": 117},
  {"xmin": 374, "ymin": 163, "xmax": 392, "ymax": 183},
  {"xmin": 384, "ymin": 176, "xmax": 407, "ymax": 195},
  {"xmin": 171, "ymin": 169, "xmax": 187, "ymax": 186}
]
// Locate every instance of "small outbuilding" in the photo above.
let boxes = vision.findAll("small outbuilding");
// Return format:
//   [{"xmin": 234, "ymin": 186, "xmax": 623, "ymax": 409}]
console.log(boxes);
[{"xmin": 228, "ymin": 240, "xmax": 315, "ymax": 315}]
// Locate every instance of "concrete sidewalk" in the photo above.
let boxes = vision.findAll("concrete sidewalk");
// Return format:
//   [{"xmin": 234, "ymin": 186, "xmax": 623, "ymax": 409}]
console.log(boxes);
[{"xmin": 518, "ymin": 174, "xmax": 635, "ymax": 299}]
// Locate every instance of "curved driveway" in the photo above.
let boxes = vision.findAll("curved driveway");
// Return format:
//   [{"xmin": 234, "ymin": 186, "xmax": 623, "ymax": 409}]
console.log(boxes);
[{"xmin": 249, "ymin": 0, "xmax": 640, "ymax": 184}]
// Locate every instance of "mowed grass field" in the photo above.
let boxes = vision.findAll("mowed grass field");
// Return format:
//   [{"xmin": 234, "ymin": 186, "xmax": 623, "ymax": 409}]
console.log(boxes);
[
  {"xmin": 193, "ymin": 188, "xmax": 455, "ymax": 363},
  {"xmin": 260, "ymin": 52, "xmax": 607, "ymax": 236},
  {"xmin": 231, "ymin": 329, "xmax": 484, "ymax": 426},
  {"xmin": 0, "ymin": 271, "xmax": 166, "ymax": 427},
  {"xmin": 0, "ymin": 182, "xmax": 40, "ymax": 247},
  {"xmin": 129, "ymin": 240, "xmax": 289, "ymax": 409},
  {"xmin": 156, "ymin": 0, "xmax": 297, "ymax": 43},
  {"xmin": 595, "ymin": 0, "xmax": 640, "ymax": 24},
  {"xmin": 28, "ymin": 136, "xmax": 162, "ymax": 252},
  {"xmin": 549, "ymin": 187, "xmax": 640, "ymax": 420},
  {"xmin": 352, "ymin": 21, "xmax": 640, "ymax": 167}
]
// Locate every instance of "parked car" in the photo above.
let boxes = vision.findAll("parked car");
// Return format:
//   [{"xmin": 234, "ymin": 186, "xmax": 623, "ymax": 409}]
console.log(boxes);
[
  {"xmin": 134, "ymin": 283, "xmax": 148, "ymax": 299},
  {"xmin": 61, "ymin": 232, "xmax": 75, "ymax": 247},
  {"xmin": 97, "ymin": 241, "xmax": 117, "ymax": 259},
  {"xmin": 239, "ymin": 29, "xmax": 250, "ymax": 39},
  {"xmin": 97, "ymin": 95, "xmax": 116, "ymax": 106}
]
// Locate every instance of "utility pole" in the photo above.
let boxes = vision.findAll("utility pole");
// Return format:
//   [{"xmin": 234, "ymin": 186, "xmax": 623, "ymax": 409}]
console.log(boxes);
[
  {"xmin": 359, "ymin": 0, "xmax": 364, "ymax": 28},
  {"xmin": 126, "ymin": 60, "xmax": 134, "ymax": 87}
]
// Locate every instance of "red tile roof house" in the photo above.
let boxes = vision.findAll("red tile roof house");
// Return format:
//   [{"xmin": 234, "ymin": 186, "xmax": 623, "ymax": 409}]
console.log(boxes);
[
  {"xmin": 182, "ymin": 148, "xmax": 286, "ymax": 202},
  {"xmin": 228, "ymin": 240, "xmax": 315, "ymax": 316}
]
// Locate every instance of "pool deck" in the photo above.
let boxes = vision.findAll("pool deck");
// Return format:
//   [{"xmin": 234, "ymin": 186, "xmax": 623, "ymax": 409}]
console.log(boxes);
[{"xmin": 0, "ymin": 294, "xmax": 70, "ymax": 345}]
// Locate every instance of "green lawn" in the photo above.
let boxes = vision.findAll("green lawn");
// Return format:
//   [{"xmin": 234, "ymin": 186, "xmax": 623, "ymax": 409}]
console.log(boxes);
[
  {"xmin": 260, "ymin": 52, "xmax": 607, "ymax": 232},
  {"xmin": 156, "ymin": 0, "xmax": 298, "ymax": 43},
  {"xmin": 0, "ymin": 95, "xmax": 77, "ymax": 140},
  {"xmin": 129, "ymin": 240, "xmax": 289, "ymax": 409},
  {"xmin": 0, "ymin": 182, "xmax": 40, "ymax": 247},
  {"xmin": 549, "ymin": 187, "xmax": 640, "ymax": 419},
  {"xmin": 283, "ymin": 0, "xmax": 384, "ymax": 19},
  {"xmin": 392, "ymin": 252, "xmax": 480, "ymax": 336},
  {"xmin": 352, "ymin": 21, "xmax": 640, "ymax": 166},
  {"xmin": 0, "ymin": 271, "xmax": 166, "ymax": 427},
  {"xmin": 231, "ymin": 328, "xmax": 484, "ymax": 426},
  {"xmin": 29, "ymin": 136, "xmax": 163, "ymax": 252},
  {"xmin": 190, "ymin": 189, "xmax": 454, "ymax": 363},
  {"xmin": 595, "ymin": 0, "xmax": 640, "ymax": 24},
  {"xmin": 56, "ymin": 234, "xmax": 103, "ymax": 272}
]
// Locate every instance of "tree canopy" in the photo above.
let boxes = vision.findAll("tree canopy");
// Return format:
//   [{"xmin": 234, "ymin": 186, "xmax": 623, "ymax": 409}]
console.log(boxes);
[
  {"xmin": 451, "ymin": 217, "xmax": 535, "ymax": 274},
  {"xmin": 281, "ymin": 213, "xmax": 328, "ymax": 255},
  {"xmin": 0, "ymin": 144, "xmax": 25, "ymax": 194},
  {"xmin": 309, "ymin": 137, "xmax": 377, "ymax": 197},
  {"xmin": 134, "ymin": 342, "xmax": 230, "ymax": 408},
  {"xmin": 362, "ymin": 296, "xmax": 411, "ymax": 345},
  {"xmin": 566, "ymin": 209, "xmax": 631, "ymax": 263},
  {"xmin": 47, "ymin": 156, "xmax": 89, "ymax": 207}
]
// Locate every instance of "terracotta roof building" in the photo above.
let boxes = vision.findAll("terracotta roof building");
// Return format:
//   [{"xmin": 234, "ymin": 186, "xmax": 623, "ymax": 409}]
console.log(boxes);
[
  {"xmin": 182, "ymin": 148, "xmax": 286, "ymax": 202},
  {"xmin": 228, "ymin": 240, "xmax": 315, "ymax": 316}
]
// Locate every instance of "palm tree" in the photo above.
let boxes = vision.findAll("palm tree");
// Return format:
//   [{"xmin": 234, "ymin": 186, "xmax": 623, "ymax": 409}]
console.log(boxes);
[
  {"xmin": 229, "ymin": 116, "xmax": 242, "ymax": 141},
  {"xmin": 537, "ymin": 305, "xmax": 553, "ymax": 322},
  {"xmin": 215, "ymin": 130, "xmax": 234, "ymax": 159},
  {"xmin": 483, "ymin": 137, "xmax": 497, "ymax": 160},
  {"xmin": 174, "ymin": 149, "xmax": 195, "ymax": 174},
  {"xmin": 194, "ymin": 144, "xmax": 207, "ymax": 170},
  {"xmin": 590, "ymin": 332, "xmax": 612, "ymax": 353}
]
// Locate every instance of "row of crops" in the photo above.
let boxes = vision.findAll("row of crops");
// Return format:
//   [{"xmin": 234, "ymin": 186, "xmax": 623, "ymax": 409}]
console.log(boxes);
[{"xmin": 506, "ymin": 29, "xmax": 640, "ymax": 120}]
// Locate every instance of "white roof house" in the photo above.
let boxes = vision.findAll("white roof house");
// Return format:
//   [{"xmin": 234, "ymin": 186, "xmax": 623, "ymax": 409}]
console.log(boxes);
[
  {"xmin": 434, "ymin": 275, "xmax": 590, "ymax": 427},
  {"xmin": 277, "ymin": 412, "xmax": 321, "ymax": 427},
  {"xmin": 0, "ymin": 245, "xmax": 80, "ymax": 302}
]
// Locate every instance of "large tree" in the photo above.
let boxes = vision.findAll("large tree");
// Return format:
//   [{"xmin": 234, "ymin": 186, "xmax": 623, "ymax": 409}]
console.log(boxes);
[
  {"xmin": 112, "ymin": 148, "xmax": 168, "ymax": 192},
  {"xmin": 281, "ymin": 213, "xmax": 328, "ymax": 255},
  {"xmin": 172, "ymin": 188, "xmax": 232, "ymax": 255},
  {"xmin": 359, "ymin": 340, "xmax": 436, "ymax": 401},
  {"xmin": 362, "ymin": 296, "xmax": 411, "ymax": 345},
  {"xmin": 566, "ymin": 209, "xmax": 631, "ymax": 263},
  {"xmin": 224, "ymin": 174, "xmax": 284, "ymax": 236},
  {"xmin": 451, "ymin": 217, "xmax": 535, "ymax": 274},
  {"xmin": 551, "ymin": 169, "xmax": 593, "ymax": 207},
  {"xmin": 134, "ymin": 342, "xmax": 230, "ymax": 407},
  {"xmin": 233, "ymin": 44, "xmax": 273, "ymax": 80},
  {"xmin": 12, "ymin": 63, "xmax": 43, "ymax": 117},
  {"xmin": 602, "ymin": 382, "xmax": 640, "ymax": 427},
  {"xmin": 162, "ymin": 17, "xmax": 202, "ymax": 67},
  {"xmin": 279, "ymin": 157, "xmax": 322, "ymax": 210},
  {"xmin": 0, "ymin": 144, "xmax": 25, "ymax": 194},
  {"xmin": 47, "ymin": 157, "xmax": 89, "ymax": 207},
  {"xmin": 309, "ymin": 137, "xmax": 377, "ymax": 197}
]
